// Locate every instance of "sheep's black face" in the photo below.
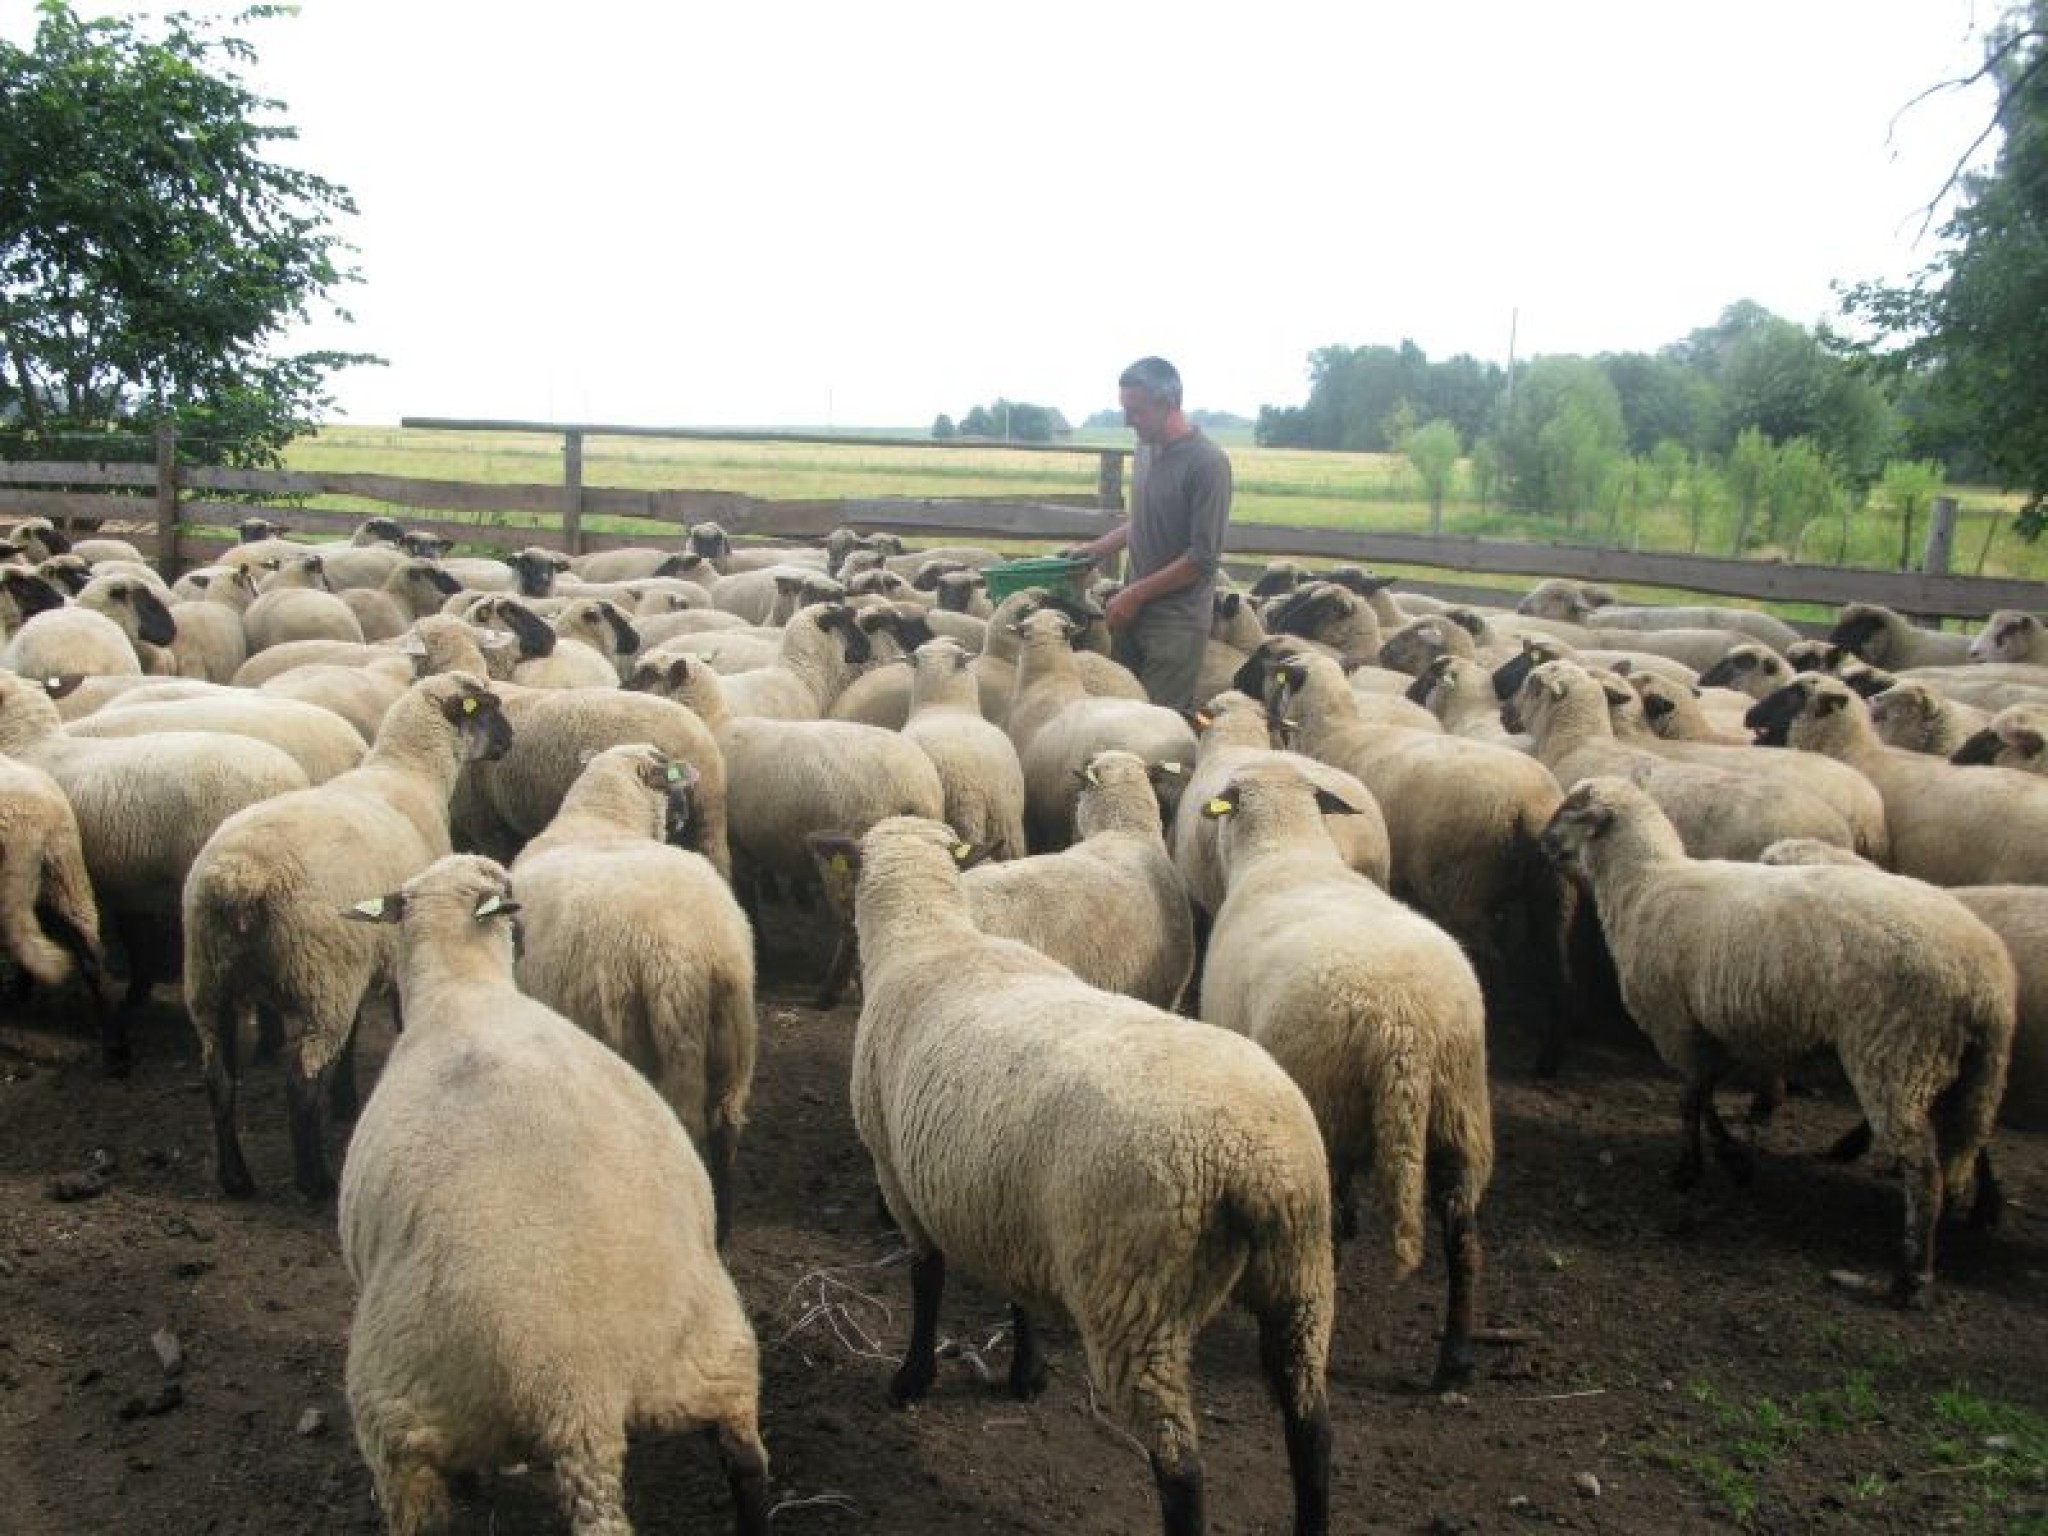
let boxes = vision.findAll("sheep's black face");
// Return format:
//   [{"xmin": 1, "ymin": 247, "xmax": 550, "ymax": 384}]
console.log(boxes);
[
  {"xmin": 444, "ymin": 690, "xmax": 513, "ymax": 762},
  {"xmin": 1826, "ymin": 611, "xmax": 1884, "ymax": 662},
  {"xmin": 1744, "ymin": 681, "xmax": 1808, "ymax": 746},
  {"xmin": 1696, "ymin": 652, "xmax": 1751, "ymax": 690},
  {"xmin": 1490, "ymin": 648, "xmax": 1539, "ymax": 702},
  {"xmin": 2, "ymin": 569, "xmax": 66, "ymax": 621},
  {"xmin": 420, "ymin": 567, "xmax": 462, "ymax": 598},
  {"xmin": 1950, "ymin": 727, "xmax": 2004, "ymax": 766},
  {"xmin": 131, "ymin": 587, "xmax": 177, "ymax": 646},
  {"xmin": 495, "ymin": 599, "xmax": 557, "ymax": 658},
  {"xmin": 1538, "ymin": 791, "xmax": 1610, "ymax": 875},
  {"xmin": 513, "ymin": 553, "xmax": 560, "ymax": 599}
]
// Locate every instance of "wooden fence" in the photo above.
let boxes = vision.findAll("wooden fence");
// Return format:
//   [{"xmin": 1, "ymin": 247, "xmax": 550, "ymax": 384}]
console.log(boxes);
[{"xmin": 2, "ymin": 421, "xmax": 2044, "ymax": 623}]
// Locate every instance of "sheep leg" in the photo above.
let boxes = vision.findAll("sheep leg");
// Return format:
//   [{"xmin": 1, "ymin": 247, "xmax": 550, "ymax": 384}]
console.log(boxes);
[
  {"xmin": 1256, "ymin": 1308, "xmax": 1332, "ymax": 1536},
  {"xmin": 888, "ymin": 1247, "xmax": 945, "ymax": 1406},
  {"xmin": 707, "ymin": 1119, "xmax": 737, "ymax": 1247},
  {"xmin": 1430, "ymin": 1161, "xmax": 1484, "ymax": 1390},
  {"xmin": 1149, "ymin": 1446, "xmax": 1206, "ymax": 1536},
  {"xmin": 1701, "ymin": 1094, "xmax": 1753, "ymax": 1187},
  {"xmin": 35, "ymin": 902, "xmax": 118, "ymax": 1073},
  {"xmin": 1007, "ymin": 1304, "xmax": 1047, "ymax": 1399},
  {"xmin": 1671, "ymin": 1078, "xmax": 1709, "ymax": 1191},
  {"xmin": 706, "ymin": 1424, "xmax": 770, "ymax": 1536},
  {"xmin": 285, "ymin": 1039, "xmax": 338, "ymax": 1202},
  {"xmin": 328, "ymin": 1009, "xmax": 365, "ymax": 1124},
  {"xmin": 814, "ymin": 921, "xmax": 858, "ymax": 1011},
  {"xmin": 1962, "ymin": 1147, "xmax": 2003, "ymax": 1233},
  {"xmin": 366, "ymin": 1450, "xmax": 452, "ymax": 1536},
  {"xmin": 1890, "ymin": 1123, "xmax": 1942, "ymax": 1309},
  {"xmin": 1330, "ymin": 1167, "xmax": 1358, "ymax": 1244},
  {"xmin": 197, "ymin": 1009, "xmax": 255, "ymax": 1198}
]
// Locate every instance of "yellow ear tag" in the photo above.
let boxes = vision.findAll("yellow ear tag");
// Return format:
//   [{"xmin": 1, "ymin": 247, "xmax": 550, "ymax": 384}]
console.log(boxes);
[
  {"xmin": 828, "ymin": 854, "xmax": 849, "ymax": 875},
  {"xmin": 462, "ymin": 696, "xmax": 479, "ymax": 714},
  {"xmin": 350, "ymin": 897, "xmax": 387, "ymax": 918},
  {"xmin": 1205, "ymin": 798, "xmax": 1234, "ymax": 816},
  {"xmin": 952, "ymin": 843, "xmax": 973, "ymax": 861}
]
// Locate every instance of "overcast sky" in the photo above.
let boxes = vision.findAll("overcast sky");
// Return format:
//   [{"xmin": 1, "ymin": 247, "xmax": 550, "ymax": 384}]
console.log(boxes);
[{"xmin": 5, "ymin": 0, "xmax": 2007, "ymax": 428}]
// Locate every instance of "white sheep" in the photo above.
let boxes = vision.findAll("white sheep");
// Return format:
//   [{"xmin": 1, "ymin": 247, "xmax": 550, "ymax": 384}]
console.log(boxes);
[
  {"xmin": 1005, "ymin": 608, "xmax": 1197, "ymax": 850},
  {"xmin": 0, "ymin": 751, "xmax": 109, "ymax": 1029},
  {"xmin": 846, "ymin": 814, "xmax": 1335, "ymax": 1534},
  {"xmin": 1969, "ymin": 609, "xmax": 2048, "ymax": 665},
  {"xmin": 1829, "ymin": 602, "xmax": 1974, "ymax": 669},
  {"xmin": 1542, "ymin": 775, "xmax": 2014, "ymax": 1304},
  {"xmin": 1171, "ymin": 689, "xmax": 1390, "ymax": 916},
  {"xmin": 896, "ymin": 636, "xmax": 1028, "ymax": 860},
  {"xmin": 338, "ymin": 853, "xmax": 768, "ymax": 1536},
  {"xmin": 337, "ymin": 558, "xmax": 463, "ymax": 642},
  {"xmin": 1200, "ymin": 758, "xmax": 1493, "ymax": 1386},
  {"xmin": 240, "ymin": 553, "xmax": 367, "ymax": 652},
  {"xmin": 1746, "ymin": 673, "xmax": 2048, "ymax": 885},
  {"xmin": 2, "ymin": 572, "xmax": 179, "ymax": 678},
  {"xmin": 1951, "ymin": 703, "xmax": 2048, "ymax": 775},
  {"xmin": 510, "ymin": 744, "xmax": 756, "ymax": 1239},
  {"xmin": 68, "ymin": 691, "xmax": 368, "ymax": 784},
  {"xmin": 1867, "ymin": 680, "xmax": 1993, "ymax": 757},
  {"xmin": 182, "ymin": 671, "xmax": 514, "ymax": 1198}
]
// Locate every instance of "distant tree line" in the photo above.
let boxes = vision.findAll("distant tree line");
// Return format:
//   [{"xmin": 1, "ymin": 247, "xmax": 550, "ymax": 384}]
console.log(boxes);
[{"xmin": 932, "ymin": 400, "xmax": 1068, "ymax": 443}]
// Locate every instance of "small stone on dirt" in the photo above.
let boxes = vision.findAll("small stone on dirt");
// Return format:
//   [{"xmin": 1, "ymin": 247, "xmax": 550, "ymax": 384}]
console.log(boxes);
[
  {"xmin": 117, "ymin": 1383, "xmax": 182, "ymax": 1420},
  {"xmin": 295, "ymin": 1407, "xmax": 327, "ymax": 1437},
  {"xmin": 1573, "ymin": 1471, "xmax": 1602, "ymax": 1498},
  {"xmin": 150, "ymin": 1330, "xmax": 183, "ymax": 1378}
]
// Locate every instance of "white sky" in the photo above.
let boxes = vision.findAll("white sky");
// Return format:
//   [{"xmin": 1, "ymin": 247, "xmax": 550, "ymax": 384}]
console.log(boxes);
[{"xmin": 3, "ymin": 0, "xmax": 2007, "ymax": 428}]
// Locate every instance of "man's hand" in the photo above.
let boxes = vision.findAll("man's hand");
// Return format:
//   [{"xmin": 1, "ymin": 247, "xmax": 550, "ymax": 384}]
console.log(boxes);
[
  {"xmin": 1059, "ymin": 544, "xmax": 1099, "ymax": 566},
  {"xmin": 1103, "ymin": 585, "xmax": 1144, "ymax": 632}
]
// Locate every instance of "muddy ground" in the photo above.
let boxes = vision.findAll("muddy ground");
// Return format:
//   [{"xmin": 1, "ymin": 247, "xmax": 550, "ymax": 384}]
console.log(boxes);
[{"xmin": 2, "ymin": 939, "xmax": 2045, "ymax": 1535}]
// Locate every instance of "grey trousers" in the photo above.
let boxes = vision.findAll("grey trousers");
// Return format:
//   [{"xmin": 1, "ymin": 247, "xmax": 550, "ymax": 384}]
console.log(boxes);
[{"xmin": 1111, "ymin": 617, "xmax": 1205, "ymax": 710}]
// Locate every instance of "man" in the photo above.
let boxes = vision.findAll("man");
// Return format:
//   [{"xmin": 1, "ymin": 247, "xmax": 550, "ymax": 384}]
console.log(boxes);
[{"xmin": 1066, "ymin": 356, "xmax": 1233, "ymax": 709}]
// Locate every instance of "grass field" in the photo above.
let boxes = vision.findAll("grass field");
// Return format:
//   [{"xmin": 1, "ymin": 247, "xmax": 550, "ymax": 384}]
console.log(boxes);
[{"xmin": 284, "ymin": 424, "xmax": 2048, "ymax": 601}]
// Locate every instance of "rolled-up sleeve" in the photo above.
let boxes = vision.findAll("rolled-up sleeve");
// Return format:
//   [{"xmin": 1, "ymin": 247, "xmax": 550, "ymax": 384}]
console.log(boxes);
[{"xmin": 1183, "ymin": 448, "xmax": 1231, "ymax": 577}]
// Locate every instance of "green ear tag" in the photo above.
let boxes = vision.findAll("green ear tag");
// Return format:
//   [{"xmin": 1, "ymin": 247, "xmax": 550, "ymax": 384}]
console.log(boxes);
[
  {"xmin": 349, "ymin": 897, "xmax": 387, "ymax": 919},
  {"xmin": 665, "ymin": 764, "xmax": 684, "ymax": 783},
  {"xmin": 462, "ymin": 696, "xmax": 479, "ymax": 715},
  {"xmin": 474, "ymin": 893, "xmax": 507, "ymax": 918}
]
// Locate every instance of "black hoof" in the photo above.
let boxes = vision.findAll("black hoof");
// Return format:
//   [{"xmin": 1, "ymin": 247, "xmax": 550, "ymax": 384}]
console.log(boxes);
[{"xmin": 888, "ymin": 1358, "xmax": 937, "ymax": 1408}]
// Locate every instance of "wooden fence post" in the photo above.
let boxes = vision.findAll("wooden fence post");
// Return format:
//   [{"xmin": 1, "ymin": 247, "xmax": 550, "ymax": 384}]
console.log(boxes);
[
  {"xmin": 562, "ymin": 429, "xmax": 585, "ymax": 556},
  {"xmin": 1922, "ymin": 495, "xmax": 1958, "ymax": 575},
  {"xmin": 1096, "ymin": 449, "xmax": 1123, "ymax": 510},
  {"xmin": 153, "ymin": 421, "xmax": 179, "ymax": 572}
]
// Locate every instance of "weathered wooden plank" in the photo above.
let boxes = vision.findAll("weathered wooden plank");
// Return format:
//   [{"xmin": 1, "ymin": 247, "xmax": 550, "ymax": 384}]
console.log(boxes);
[
  {"xmin": 399, "ymin": 416, "xmax": 1132, "ymax": 462},
  {"xmin": 0, "ymin": 489, "xmax": 152, "ymax": 522},
  {"xmin": 0, "ymin": 461, "xmax": 156, "ymax": 489}
]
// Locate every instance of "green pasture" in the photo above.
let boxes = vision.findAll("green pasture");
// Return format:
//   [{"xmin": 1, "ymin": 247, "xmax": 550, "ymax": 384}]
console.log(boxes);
[{"xmin": 285, "ymin": 425, "xmax": 2048, "ymax": 607}]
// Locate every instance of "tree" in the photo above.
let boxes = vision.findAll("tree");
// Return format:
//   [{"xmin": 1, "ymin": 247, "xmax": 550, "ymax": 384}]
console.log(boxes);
[
  {"xmin": 0, "ymin": 2, "xmax": 375, "ymax": 466},
  {"xmin": 931, "ymin": 413, "xmax": 957, "ymax": 440},
  {"xmin": 1875, "ymin": 458, "xmax": 1948, "ymax": 571},
  {"xmin": 1838, "ymin": 2, "xmax": 2048, "ymax": 537},
  {"xmin": 1400, "ymin": 419, "xmax": 1462, "ymax": 535},
  {"xmin": 1492, "ymin": 356, "xmax": 1625, "ymax": 522},
  {"xmin": 1723, "ymin": 427, "xmax": 1776, "ymax": 552}
]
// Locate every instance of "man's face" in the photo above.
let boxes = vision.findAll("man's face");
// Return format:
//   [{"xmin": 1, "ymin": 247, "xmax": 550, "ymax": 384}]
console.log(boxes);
[{"xmin": 1120, "ymin": 385, "xmax": 1170, "ymax": 445}]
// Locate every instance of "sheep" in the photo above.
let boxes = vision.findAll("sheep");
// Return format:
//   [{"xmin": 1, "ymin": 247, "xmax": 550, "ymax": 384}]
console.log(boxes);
[
  {"xmin": 434, "ymin": 545, "xmax": 571, "ymax": 598},
  {"xmin": 66, "ymin": 691, "xmax": 368, "ymax": 784},
  {"xmin": 843, "ymin": 813, "xmax": 1335, "ymax": 1535},
  {"xmin": 1829, "ymin": 602, "xmax": 1975, "ymax": 669},
  {"xmin": 260, "ymin": 662, "xmax": 412, "ymax": 745},
  {"xmin": 1969, "ymin": 609, "xmax": 2048, "ymax": 665},
  {"xmin": 626, "ymin": 648, "xmax": 943, "ymax": 927},
  {"xmin": 1951, "ymin": 703, "xmax": 2048, "ymax": 775},
  {"xmin": 1541, "ymin": 775, "xmax": 2014, "ymax": 1304},
  {"xmin": 241, "ymin": 552, "xmax": 373, "ymax": 653},
  {"xmin": 0, "ymin": 752, "xmax": 110, "ymax": 1037},
  {"xmin": 1605, "ymin": 672, "xmax": 1891, "ymax": 864},
  {"xmin": 337, "ymin": 558, "xmax": 463, "ymax": 642},
  {"xmin": 814, "ymin": 748, "xmax": 1196, "ymax": 1015},
  {"xmin": 970, "ymin": 587, "xmax": 1148, "ymax": 728},
  {"xmin": 1005, "ymin": 609, "xmax": 1197, "ymax": 850},
  {"xmin": 230, "ymin": 636, "xmax": 406, "ymax": 688},
  {"xmin": 404, "ymin": 616, "xmax": 731, "ymax": 879},
  {"xmin": 822, "ymin": 603, "xmax": 943, "ymax": 729},
  {"xmin": 1867, "ymin": 680, "xmax": 1994, "ymax": 757},
  {"xmin": 166, "ymin": 563, "xmax": 255, "ymax": 682},
  {"xmin": 1621, "ymin": 670, "xmax": 1756, "ymax": 745},
  {"xmin": 898, "ymin": 636, "xmax": 1028, "ymax": 860},
  {"xmin": 336, "ymin": 853, "xmax": 768, "ymax": 1535},
  {"xmin": 182, "ymin": 670, "xmax": 514, "ymax": 1198},
  {"xmin": 1240, "ymin": 646, "xmax": 1576, "ymax": 1070},
  {"xmin": 509, "ymin": 745, "xmax": 756, "ymax": 1241},
  {"xmin": 567, "ymin": 544, "xmax": 703, "ymax": 584},
  {"xmin": 1575, "ymin": 596, "xmax": 1804, "ymax": 653},
  {"xmin": 1746, "ymin": 674, "xmax": 2048, "ymax": 886},
  {"xmin": 708, "ymin": 562, "xmax": 834, "ymax": 625},
  {"xmin": 508, "ymin": 597, "xmax": 638, "ymax": 689},
  {"xmin": 1, "ymin": 572, "xmax": 177, "ymax": 678},
  {"xmin": 1199, "ymin": 759, "xmax": 1493, "ymax": 1386},
  {"xmin": 1, "ymin": 564, "xmax": 68, "ymax": 639},
  {"xmin": 1171, "ymin": 689, "xmax": 1390, "ymax": 917},
  {"xmin": 715, "ymin": 600, "xmax": 874, "ymax": 721},
  {"xmin": 1506, "ymin": 659, "xmax": 1859, "ymax": 860},
  {"xmin": 1759, "ymin": 839, "xmax": 2048, "ymax": 1134},
  {"xmin": 0, "ymin": 672, "xmax": 312, "ymax": 1062}
]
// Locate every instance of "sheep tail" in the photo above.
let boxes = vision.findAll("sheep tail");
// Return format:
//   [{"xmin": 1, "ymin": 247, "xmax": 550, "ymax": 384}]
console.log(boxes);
[
  {"xmin": 1, "ymin": 846, "xmax": 74, "ymax": 987},
  {"xmin": 189, "ymin": 846, "xmax": 295, "ymax": 940},
  {"xmin": 1373, "ymin": 1038, "xmax": 1432, "ymax": 1278},
  {"xmin": 1933, "ymin": 997, "xmax": 2014, "ymax": 1196}
]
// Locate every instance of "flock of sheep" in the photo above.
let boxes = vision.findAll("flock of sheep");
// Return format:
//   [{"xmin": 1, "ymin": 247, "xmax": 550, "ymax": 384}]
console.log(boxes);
[{"xmin": 1, "ymin": 508, "xmax": 2045, "ymax": 1535}]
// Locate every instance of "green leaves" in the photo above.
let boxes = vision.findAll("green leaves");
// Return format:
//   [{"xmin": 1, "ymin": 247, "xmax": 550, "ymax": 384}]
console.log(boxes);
[{"xmin": 0, "ymin": 2, "xmax": 378, "ymax": 467}]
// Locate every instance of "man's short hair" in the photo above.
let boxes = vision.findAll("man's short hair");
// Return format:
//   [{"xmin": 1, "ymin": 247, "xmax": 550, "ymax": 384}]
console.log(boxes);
[{"xmin": 1118, "ymin": 356, "xmax": 1183, "ymax": 408}]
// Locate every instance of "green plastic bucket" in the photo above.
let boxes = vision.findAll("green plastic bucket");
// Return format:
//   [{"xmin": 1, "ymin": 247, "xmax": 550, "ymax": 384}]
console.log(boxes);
[{"xmin": 981, "ymin": 554, "xmax": 1095, "ymax": 603}]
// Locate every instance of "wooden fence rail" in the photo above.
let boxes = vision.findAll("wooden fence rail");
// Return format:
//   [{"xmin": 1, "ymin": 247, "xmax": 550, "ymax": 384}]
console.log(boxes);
[{"xmin": 1, "ymin": 425, "xmax": 2044, "ymax": 623}]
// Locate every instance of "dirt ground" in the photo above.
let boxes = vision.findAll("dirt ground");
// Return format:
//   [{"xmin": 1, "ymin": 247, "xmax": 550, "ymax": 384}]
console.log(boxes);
[{"xmin": 3, "ymin": 932, "xmax": 2046, "ymax": 1536}]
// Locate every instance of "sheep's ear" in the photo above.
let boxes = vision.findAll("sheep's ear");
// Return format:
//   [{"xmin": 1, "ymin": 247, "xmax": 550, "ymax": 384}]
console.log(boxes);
[
  {"xmin": 1180, "ymin": 707, "xmax": 1214, "ymax": 731},
  {"xmin": 1313, "ymin": 786, "xmax": 1364, "ymax": 817},
  {"xmin": 40, "ymin": 673, "xmax": 86, "ymax": 700},
  {"xmin": 1641, "ymin": 691, "xmax": 1674, "ymax": 719},
  {"xmin": 1074, "ymin": 760, "xmax": 1101, "ymax": 788},
  {"xmin": 1201, "ymin": 785, "xmax": 1242, "ymax": 820},
  {"xmin": 1815, "ymin": 687, "xmax": 1849, "ymax": 716},
  {"xmin": 952, "ymin": 840, "xmax": 993, "ymax": 870},
  {"xmin": 474, "ymin": 892, "xmax": 521, "ymax": 923},
  {"xmin": 343, "ymin": 893, "xmax": 406, "ymax": 924},
  {"xmin": 807, "ymin": 832, "xmax": 863, "ymax": 881}
]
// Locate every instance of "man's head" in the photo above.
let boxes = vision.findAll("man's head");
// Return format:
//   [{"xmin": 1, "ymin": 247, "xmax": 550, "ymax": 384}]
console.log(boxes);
[{"xmin": 1119, "ymin": 356, "xmax": 1185, "ymax": 446}]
